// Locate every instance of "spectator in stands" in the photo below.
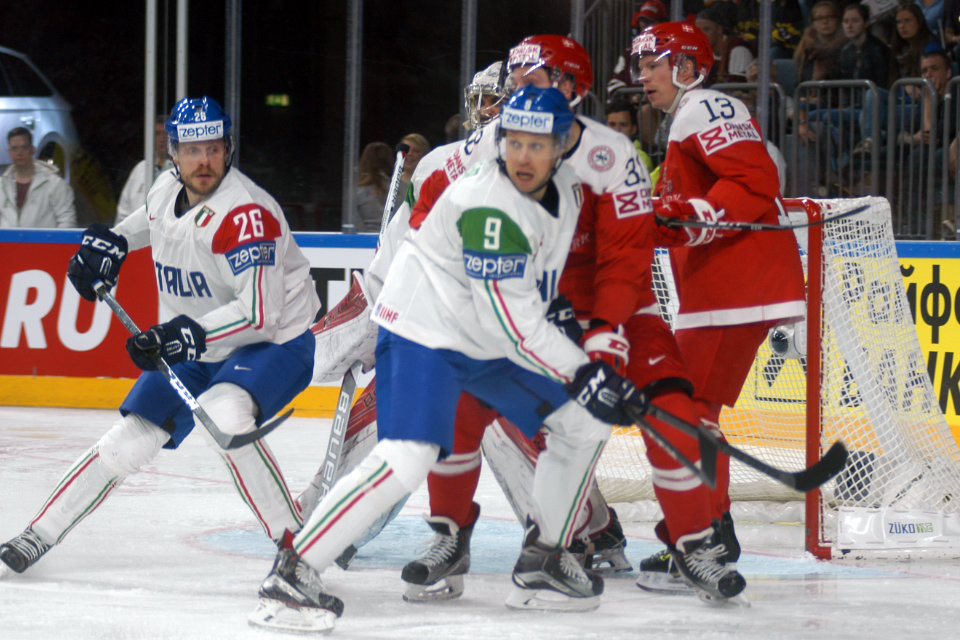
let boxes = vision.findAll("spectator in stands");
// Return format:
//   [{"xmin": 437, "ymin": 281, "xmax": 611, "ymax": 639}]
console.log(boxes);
[
  {"xmin": 348, "ymin": 141, "xmax": 393, "ymax": 233},
  {"xmin": 395, "ymin": 132, "xmax": 430, "ymax": 213},
  {"xmin": 0, "ymin": 127, "xmax": 76, "ymax": 228},
  {"xmin": 695, "ymin": 3, "xmax": 756, "ymax": 85},
  {"xmin": 608, "ymin": 0, "xmax": 668, "ymax": 98},
  {"xmin": 444, "ymin": 114, "xmax": 462, "ymax": 143},
  {"xmin": 735, "ymin": 0, "xmax": 805, "ymax": 59},
  {"xmin": 604, "ymin": 93, "xmax": 657, "ymax": 184},
  {"xmin": 902, "ymin": 48, "xmax": 955, "ymax": 230},
  {"xmin": 890, "ymin": 2, "xmax": 936, "ymax": 79},
  {"xmin": 795, "ymin": 1, "xmax": 846, "ymax": 85},
  {"xmin": 116, "ymin": 116, "xmax": 172, "ymax": 224},
  {"xmin": 838, "ymin": 2, "xmax": 894, "ymax": 153}
]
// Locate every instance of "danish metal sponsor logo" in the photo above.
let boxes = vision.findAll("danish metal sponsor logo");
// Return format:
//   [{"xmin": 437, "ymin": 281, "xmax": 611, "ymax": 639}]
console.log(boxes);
[
  {"xmin": 508, "ymin": 43, "xmax": 542, "ymax": 66},
  {"xmin": 501, "ymin": 108, "xmax": 554, "ymax": 135},
  {"xmin": 464, "ymin": 249, "xmax": 528, "ymax": 280},
  {"xmin": 177, "ymin": 120, "xmax": 224, "ymax": 142},
  {"xmin": 224, "ymin": 241, "xmax": 277, "ymax": 275},
  {"xmin": 588, "ymin": 145, "xmax": 615, "ymax": 171}
]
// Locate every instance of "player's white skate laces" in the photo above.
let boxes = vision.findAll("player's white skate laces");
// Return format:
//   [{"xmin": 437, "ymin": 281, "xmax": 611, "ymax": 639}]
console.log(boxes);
[
  {"xmin": 672, "ymin": 526, "xmax": 749, "ymax": 607},
  {"xmin": 0, "ymin": 528, "xmax": 52, "ymax": 575}
]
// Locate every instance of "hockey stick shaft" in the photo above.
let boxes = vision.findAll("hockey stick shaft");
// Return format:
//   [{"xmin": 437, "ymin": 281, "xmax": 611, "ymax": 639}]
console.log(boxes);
[
  {"xmin": 622, "ymin": 402, "xmax": 848, "ymax": 492},
  {"xmin": 93, "ymin": 282, "xmax": 292, "ymax": 449},
  {"xmin": 632, "ymin": 414, "xmax": 717, "ymax": 489},
  {"xmin": 319, "ymin": 361, "xmax": 361, "ymax": 498},
  {"xmin": 378, "ymin": 143, "xmax": 410, "ymax": 238},
  {"xmin": 658, "ymin": 202, "xmax": 870, "ymax": 232}
]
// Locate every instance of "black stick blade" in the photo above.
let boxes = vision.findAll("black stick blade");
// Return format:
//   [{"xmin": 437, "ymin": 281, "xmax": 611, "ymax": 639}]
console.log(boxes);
[
  {"xmin": 224, "ymin": 408, "xmax": 295, "ymax": 448},
  {"xmin": 791, "ymin": 441, "xmax": 849, "ymax": 492}
]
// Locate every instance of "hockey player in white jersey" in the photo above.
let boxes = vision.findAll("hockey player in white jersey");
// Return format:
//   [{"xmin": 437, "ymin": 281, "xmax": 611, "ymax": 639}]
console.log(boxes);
[
  {"xmin": 248, "ymin": 87, "xmax": 640, "ymax": 633},
  {"xmin": 0, "ymin": 96, "xmax": 319, "ymax": 576},
  {"xmin": 400, "ymin": 35, "xmax": 659, "ymax": 598}
]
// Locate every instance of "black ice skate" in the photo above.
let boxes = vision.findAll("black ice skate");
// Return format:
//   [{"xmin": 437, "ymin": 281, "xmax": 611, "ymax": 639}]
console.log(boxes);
[
  {"xmin": 506, "ymin": 519, "xmax": 603, "ymax": 611},
  {"xmin": 671, "ymin": 523, "xmax": 747, "ymax": 605},
  {"xmin": 248, "ymin": 547, "xmax": 344, "ymax": 634},
  {"xmin": 0, "ymin": 528, "xmax": 52, "ymax": 574},
  {"xmin": 636, "ymin": 511, "xmax": 740, "ymax": 594},
  {"xmin": 570, "ymin": 507, "xmax": 632, "ymax": 573},
  {"xmin": 401, "ymin": 510, "xmax": 476, "ymax": 602}
]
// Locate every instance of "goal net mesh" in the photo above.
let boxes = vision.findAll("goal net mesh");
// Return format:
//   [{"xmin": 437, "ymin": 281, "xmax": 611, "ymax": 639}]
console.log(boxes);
[{"xmin": 594, "ymin": 196, "xmax": 960, "ymax": 554}]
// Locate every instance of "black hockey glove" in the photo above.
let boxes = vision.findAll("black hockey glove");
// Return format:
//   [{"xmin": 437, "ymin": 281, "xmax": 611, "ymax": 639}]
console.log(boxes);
[
  {"xmin": 545, "ymin": 294, "xmax": 583, "ymax": 343},
  {"xmin": 126, "ymin": 315, "xmax": 207, "ymax": 370},
  {"xmin": 566, "ymin": 360, "xmax": 646, "ymax": 425},
  {"xmin": 67, "ymin": 223, "xmax": 128, "ymax": 301}
]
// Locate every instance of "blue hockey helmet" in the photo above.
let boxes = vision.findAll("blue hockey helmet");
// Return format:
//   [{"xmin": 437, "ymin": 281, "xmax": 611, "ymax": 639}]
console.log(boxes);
[
  {"xmin": 497, "ymin": 85, "xmax": 574, "ymax": 146},
  {"xmin": 165, "ymin": 96, "xmax": 233, "ymax": 165}
]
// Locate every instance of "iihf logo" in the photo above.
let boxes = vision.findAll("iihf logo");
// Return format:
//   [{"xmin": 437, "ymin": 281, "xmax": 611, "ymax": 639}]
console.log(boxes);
[{"xmin": 588, "ymin": 145, "xmax": 615, "ymax": 172}]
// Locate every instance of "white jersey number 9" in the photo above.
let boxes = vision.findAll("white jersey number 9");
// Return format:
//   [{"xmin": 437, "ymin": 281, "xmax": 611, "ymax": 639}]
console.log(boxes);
[{"xmin": 483, "ymin": 217, "xmax": 501, "ymax": 250}]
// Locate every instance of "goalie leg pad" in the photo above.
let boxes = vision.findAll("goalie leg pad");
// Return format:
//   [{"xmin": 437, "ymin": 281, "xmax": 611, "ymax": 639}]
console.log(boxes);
[
  {"xmin": 480, "ymin": 419, "xmax": 538, "ymax": 524},
  {"xmin": 295, "ymin": 439, "xmax": 438, "ymax": 571}
]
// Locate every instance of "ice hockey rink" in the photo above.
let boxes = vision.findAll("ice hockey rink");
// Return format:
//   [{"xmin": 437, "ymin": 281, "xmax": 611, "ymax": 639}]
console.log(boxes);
[{"xmin": 2, "ymin": 406, "xmax": 960, "ymax": 640}]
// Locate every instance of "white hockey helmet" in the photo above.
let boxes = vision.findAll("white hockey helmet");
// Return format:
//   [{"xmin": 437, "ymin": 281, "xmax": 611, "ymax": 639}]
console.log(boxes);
[{"xmin": 464, "ymin": 60, "xmax": 512, "ymax": 130}]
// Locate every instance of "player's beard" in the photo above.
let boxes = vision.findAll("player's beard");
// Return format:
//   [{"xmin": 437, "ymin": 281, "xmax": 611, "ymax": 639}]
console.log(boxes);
[{"xmin": 182, "ymin": 163, "xmax": 226, "ymax": 201}]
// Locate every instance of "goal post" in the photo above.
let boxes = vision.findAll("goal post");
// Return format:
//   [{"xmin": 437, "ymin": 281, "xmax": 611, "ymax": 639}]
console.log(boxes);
[{"xmin": 595, "ymin": 196, "xmax": 960, "ymax": 558}]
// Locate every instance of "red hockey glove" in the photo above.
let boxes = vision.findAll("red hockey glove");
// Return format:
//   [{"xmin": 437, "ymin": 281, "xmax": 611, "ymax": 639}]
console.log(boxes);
[
  {"xmin": 581, "ymin": 321, "xmax": 629, "ymax": 376},
  {"xmin": 654, "ymin": 198, "xmax": 725, "ymax": 247}
]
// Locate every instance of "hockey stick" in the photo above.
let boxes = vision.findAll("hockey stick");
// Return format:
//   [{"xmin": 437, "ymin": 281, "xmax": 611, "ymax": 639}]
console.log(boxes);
[
  {"xmin": 93, "ymin": 282, "xmax": 292, "ymax": 449},
  {"xmin": 319, "ymin": 361, "xmax": 362, "ymax": 497},
  {"xmin": 621, "ymin": 401, "xmax": 848, "ymax": 492},
  {"xmin": 657, "ymin": 202, "xmax": 871, "ymax": 233},
  {"xmin": 378, "ymin": 142, "xmax": 410, "ymax": 238},
  {"xmin": 631, "ymin": 414, "xmax": 718, "ymax": 490}
]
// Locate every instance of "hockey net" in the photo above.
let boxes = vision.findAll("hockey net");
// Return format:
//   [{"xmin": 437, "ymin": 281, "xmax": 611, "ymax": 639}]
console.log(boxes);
[{"xmin": 594, "ymin": 196, "xmax": 960, "ymax": 558}]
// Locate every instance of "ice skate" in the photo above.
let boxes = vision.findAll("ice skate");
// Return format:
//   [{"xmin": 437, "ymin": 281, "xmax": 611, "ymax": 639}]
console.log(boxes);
[
  {"xmin": 401, "ymin": 512, "xmax": 475, "ymax": 602},
  {"xmin": 0, "ymin": 528, "xmax": 52, "ymax": 575},
  {"xmin": 506, "ymin": 519, "xmax": 603, "ymax": 611},
  {"xmin": 570, "ymin": 507, "xmax": 632, "ymax": 573},
  {"xmin": 248, "ymin": 547, "xmax": 344, "ymax": 634},
  {"xmin": 671, "ymin": 524, "xmax": 747, "ymax": 605},
  {"xmin": 636, "ymin": 511, "xmax": 739, "ymax": 594}
]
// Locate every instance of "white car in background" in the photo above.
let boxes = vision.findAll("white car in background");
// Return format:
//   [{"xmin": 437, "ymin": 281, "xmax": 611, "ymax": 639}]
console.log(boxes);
[{"xmin": 0, "ymin": 45, "xmax": 80, "ymax": 180}]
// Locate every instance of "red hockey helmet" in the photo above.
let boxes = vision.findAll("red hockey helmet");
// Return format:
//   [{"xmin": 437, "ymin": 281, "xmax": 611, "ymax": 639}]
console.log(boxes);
[
  {"xmin": 508, "ymin": 34, "xmax": 593, "ymax": 107},
  {"xmin": 629, "ymin": 21, "xmax": 714, "ymax": 87}
]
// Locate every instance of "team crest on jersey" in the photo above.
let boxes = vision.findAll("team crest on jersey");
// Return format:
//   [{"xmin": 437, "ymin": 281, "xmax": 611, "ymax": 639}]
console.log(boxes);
[
  {"xmin": 195, "ymin": 206, "xmax": 216, "ymax": 227},
  {"xmin": 588, "ymin": 145, "xmax": 615, "ymax": 171}
]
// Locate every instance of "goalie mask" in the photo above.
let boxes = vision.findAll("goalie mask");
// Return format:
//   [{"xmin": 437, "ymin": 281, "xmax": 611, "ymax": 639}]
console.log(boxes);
[
  {"xmin": 464, "ymin": 60, "xmax": 513, "ymax": 131},
  {"xmin": 507, "ymin": 34, "xmax": 593, "ymax": 108},
  {"xmin": 165, "ymin": 96, "xmax": 234, "ymax": 175},
  {"xmin": 630, "ymin": 22, "xmax": 713, "ymax": 113}
]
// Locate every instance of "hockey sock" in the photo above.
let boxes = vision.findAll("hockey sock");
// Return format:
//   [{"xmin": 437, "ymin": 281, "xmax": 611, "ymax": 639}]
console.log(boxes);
[
  {"xmin": 533, "ymin": 402, "xmax": 610, "ymax": 548},
  {"xmin": 427, "ymin": 393, "xmax": 498, "ymax": 528},
  {"xmin": 644, "ymin": 392, "xmax": 713, "ymax": 544},
  {"xmin": 296, "ymin": 438, "xmax": 439, "ymax": 571}
]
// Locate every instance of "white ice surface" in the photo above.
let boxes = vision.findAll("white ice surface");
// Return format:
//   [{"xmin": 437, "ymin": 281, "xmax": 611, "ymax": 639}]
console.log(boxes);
[{"xmin": 2, "ymin": 406, "xmax": 960, "ymax": 639}]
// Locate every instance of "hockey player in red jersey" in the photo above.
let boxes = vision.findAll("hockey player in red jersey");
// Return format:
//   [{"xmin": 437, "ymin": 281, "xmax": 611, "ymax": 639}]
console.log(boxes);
[
  {"xmin": 630, "ymin": 22, "xmax": 806, "ymax": 596},
  {"xmin": 402, "ymin": 34, "xmax": 746, "ymax": 605}
]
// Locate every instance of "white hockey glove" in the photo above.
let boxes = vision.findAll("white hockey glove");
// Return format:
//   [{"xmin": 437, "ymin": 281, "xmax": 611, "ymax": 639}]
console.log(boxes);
[
  {"xmin": 311, "ymin": 271, "xmax": 378, "ymax": 383},
  {"xmin": 655, "ymin": 198, "xmax": 725, "ymax": 247}
]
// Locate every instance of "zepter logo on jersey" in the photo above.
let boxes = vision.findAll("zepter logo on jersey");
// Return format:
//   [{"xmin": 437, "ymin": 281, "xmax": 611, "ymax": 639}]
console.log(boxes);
[
  {"xmin": 500, "ymin": 107, "xmax": 554, "ymax": 135},
  {"xmin": 177, "ymin": 120, "xmax": 225, "ymax": 142}
]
